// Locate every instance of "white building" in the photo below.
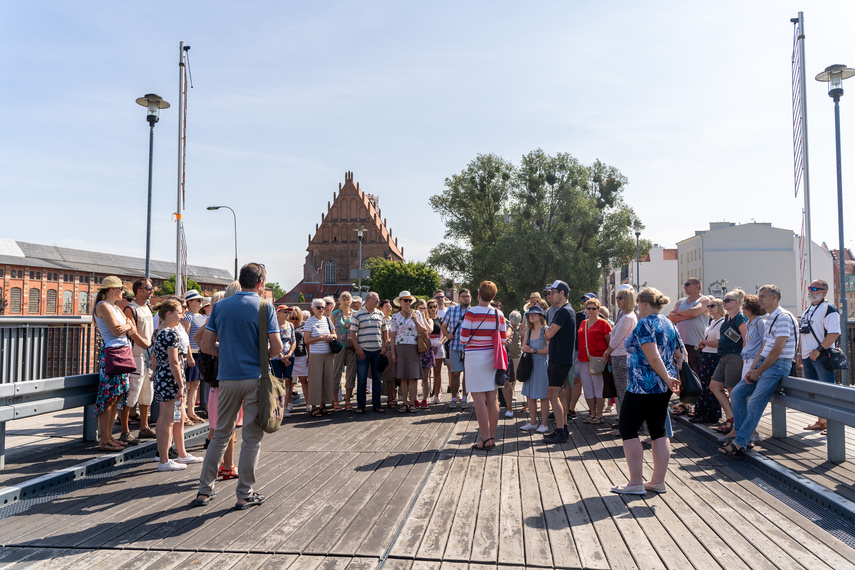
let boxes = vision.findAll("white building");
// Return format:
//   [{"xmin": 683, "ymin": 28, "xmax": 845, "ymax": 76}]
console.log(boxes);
[
  {"xmin": 606, "ymin": 245, "xmax": 679, "ymax": 316},
  {"xmin": 676, "ymin": 222, "xmax": 834, "ymax": 313}
]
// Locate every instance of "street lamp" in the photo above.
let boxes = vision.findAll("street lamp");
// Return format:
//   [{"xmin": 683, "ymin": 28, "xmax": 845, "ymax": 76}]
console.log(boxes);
[
  {"xmin": 633, "ymin": 221, "xmax": 644, "ymax": 290},
  {"xmin": 355, "ymin": 225, "xmax": 366, "ymax": 294},
  {"xmin": 135, "ymin": 93, "xmax": 170, "ymax": 279},
  {"xmin": 207, "ymin": 206, "xmax": 238, "ymax": 280},
  {"xmin": 816, "ymin": 64, "xmax": 855, "ymax": 382}
]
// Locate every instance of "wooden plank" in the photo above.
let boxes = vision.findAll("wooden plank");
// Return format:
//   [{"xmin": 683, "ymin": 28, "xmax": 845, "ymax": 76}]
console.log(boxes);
[
  {"xmin": 533, "ymin": 456, "xmax": 581, "ymax": 570},
  {"xmin": 496, "ymin": 456, "xmax": 525, "ymax": 567},
  {"xmin": 381, "ymin": 559, "xmax": 414, "ymax": 570},
  {"xmin": 114, "ymin": 550, "xmax": 182, "ymax": 570},
  {"xmin": 277, "ymin": 555, "xmax": 325, "ymax": 570},
  {"xmin": 409, "ymin": 561, "xmax": 440, "ymax": 570},
  {"xmin": 194, "ymin": 552, "xmax": 250, "ymax": 569},
  {"xmin": 342, "ymin": 558, "xmax": 377, "ymax": 570},
  {"xmin": 444, "ymin": 452, "xmax": 486, "ymax": 561},
  {"xmin": 388, "ymin": 453, "xmax": 454, "ymax": 559},
  {"xmin": 549, "ymin": 457, "xmax": 608, "ymax": 570},
  {"xmin": 414, "ymin": 454, "xmax": 469, "ymax": 560},
  {"xmin": 469, "ymin": 453, "xmax": 501, "ymax": 564},
  {"xmin": 515, "ymin": 456, "xmax": 552, "ymax": 566}
]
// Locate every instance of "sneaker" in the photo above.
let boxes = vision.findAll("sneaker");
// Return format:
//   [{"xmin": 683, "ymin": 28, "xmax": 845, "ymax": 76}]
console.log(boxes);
[
  {"xmin": 543, "ymin": 429, "xmax": 568, "ymax": 443},
  {"xmin": 286, "ymin": 403, "xmax": 293, "ymax": 412},
  {"xmin": 157, "ymin": 459, "xmax": 187, "ymax": 471},
  {"xmin": 567, "ymin": 409, "xmax": 577, "ymax": 419},
  {"xmin": 433, "ymin": 396, "xmax": 441, "ymax": 404},
  {"xmin": 283, "ymin": 409, "xmax": 291, "ymax": 418},
  {"xmin": 119, "ymin": 432, "xmax": 139, "ymax": 446},
  {"xmin": 520, "ymin": 422, "xmax": 538, "ymax": 431},
  {"xmin": 138, "ymin": 427, "xmax": 156, "ymax": 439},
  {"xmin": 450, "ymin": 398, "xmax": 458, "ymax": 408},
  {"xmin": 461, "ymin": 397, "xmax": 469, "ymax": 408},
  {"xmin": 176, "ymin": 454, "xmax": 203, "ymax": 465},
  {"xmin": 504, "ymin": 410, "xmax": 514, "ymax": 418},
  {"xmin": 536, "ymin": 424, "xmax": 549, "ymax": 433}
]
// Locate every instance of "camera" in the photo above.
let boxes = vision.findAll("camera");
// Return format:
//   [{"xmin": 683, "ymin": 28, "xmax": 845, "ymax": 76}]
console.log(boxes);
[{"xmin": 800, "ymin": 324, "xmax": 812, "ymax": 334}]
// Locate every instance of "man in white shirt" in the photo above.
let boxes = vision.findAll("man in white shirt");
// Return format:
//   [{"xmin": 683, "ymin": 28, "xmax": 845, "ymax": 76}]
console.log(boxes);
[{"xmin": 799, "ymin": 279, "xmax": 841, "ymax": 431}]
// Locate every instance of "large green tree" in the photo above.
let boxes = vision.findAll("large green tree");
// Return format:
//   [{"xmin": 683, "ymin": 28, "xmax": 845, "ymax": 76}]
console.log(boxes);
[
  {"xmin": 428, "ymin": 150, "xmax": 649, "ymax": 309},
  {"xmin": 156, "ymin": 275, "xmax": 201, "ymax": 296},
  {"xmin": 361, "ymin": 258, "xmax": 441, "ymax": 302}
]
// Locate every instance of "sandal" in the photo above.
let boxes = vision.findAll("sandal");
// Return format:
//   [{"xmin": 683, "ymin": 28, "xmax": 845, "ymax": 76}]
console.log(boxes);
[
  {"xmin": 471, "ymin": 438, "xmax": 493, "ymax": 451},
  {"xmin": 804, "ymin": 422, "xmax": 827, "ymax": 431},
  {"xmin": 354, "ymin": 408, "xmax": 365, "ymax": 414},
  {"xmin": 344, "ymin": 402, "xmax": 353, "ymax": 411},
  {"xmin": 311, "ymin": 409, "xmax": 323, "ymax": 418},
  {"xmin": 670, "ymin": 403, "xmax": 690, "ymax": 416},
  {"xmin": 483, "ymin": 438, "xmax": 496, "ymax": 449},
  {"xmin": 97, "ymin": 442, "xmax": 124, "ymax": 452},
  {"xmin": 408, "ymin": 406, "xmax": 418, "ymax": 413},
  {"xmin": 333, "ymin": 404, "xmax": 343, "ymax": 412},
  {"xmin": 713, "ymin": 419, "xmax": 734, "ymax": 433},
  {"xmin": 191, "ymin": 491, "xmax": 215, "ymax": 507},
  {"xmin": 718, "ymin": 442, "xmax": 743, "ymax": 456},
  {"xmin": 221, "ymin": 465, "xmax": 238, "ymax": 480},
  {"xmin": 582, "ymin": 415, "xmax": 593, "ymax": 424},
  {"xmin": 235, "ymin": 492, "xmax": 266, "ymax": 510}
]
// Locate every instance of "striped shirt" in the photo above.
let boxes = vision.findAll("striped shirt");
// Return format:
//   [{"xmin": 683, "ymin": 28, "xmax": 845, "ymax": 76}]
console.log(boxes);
[
  {"xmin": 460, "ymin": 306, "xmax": 507, "ymax": 351},
  {"xmin": 349, "ymin": 308, "xmax": 388, "ymax": 351},
  {"xmin": 760, "ymin": 307, "xmax": 798, "ymax": 360}
]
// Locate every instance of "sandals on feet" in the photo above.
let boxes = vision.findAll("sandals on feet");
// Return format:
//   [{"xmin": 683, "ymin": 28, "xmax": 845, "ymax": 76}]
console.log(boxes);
[
  {"xmin": 235, "ymin": 492, "xmax": 266, "ymax": 510},
  {"xmin": 97, "ymin": 442, "xmax": 123, "ymax": 452},
  {"xmin": 671, "ymin": 403, "xmax": 690, "ymax": 416},
  {"xmin": 718, "ymin": 442, "xmax": 744, "ymax": 456},
  {"xmin": 804, "ymin": 422, "xmax": 827, "ymax": 430},
  {"xmin": 191, "ymin": 491, "xmax": 215, "ymax": 507},
  {"xmin": 713, "ymin": 419, "xmax": 734, "ymax": 433},
  {"xmin": 471, "ymin": 438, "xmax": 495, "ymax": 451}
]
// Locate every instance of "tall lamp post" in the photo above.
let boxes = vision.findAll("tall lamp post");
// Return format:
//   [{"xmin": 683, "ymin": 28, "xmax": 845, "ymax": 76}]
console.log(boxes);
[
  {"xmin": 816, "ymin": 64, "xmax": 855, "ymax": 381},
  {"xmin": 135, "ymin": 94, "xmax": 170, "ymax": 279},
  {"xmin": 207, "ymin": 206, "xmax": 238, "ymax": 280},
  {"xmin": 355, "ymin": 225, "xmax": 366, "ymax": 294},
  {"xmin": 633, "ymin": 221, "xmax": 644, "ymax": 290}
]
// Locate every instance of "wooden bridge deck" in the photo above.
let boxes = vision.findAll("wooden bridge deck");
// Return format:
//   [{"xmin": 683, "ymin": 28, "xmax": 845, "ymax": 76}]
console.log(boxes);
[{"xmin": 1, "ymin": 394, "xmax": 855, "ymax": 569}]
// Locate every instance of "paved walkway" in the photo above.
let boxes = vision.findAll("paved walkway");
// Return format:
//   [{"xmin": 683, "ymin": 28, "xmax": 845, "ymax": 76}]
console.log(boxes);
[{"xmin": 2, "ymin": 389, "xmax": 855, "ymax": 569}]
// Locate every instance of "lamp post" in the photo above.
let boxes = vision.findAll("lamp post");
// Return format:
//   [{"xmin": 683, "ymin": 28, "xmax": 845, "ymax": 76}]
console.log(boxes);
[
  {"xmin": 135, "ymin": 94, "xmax": 170, "ymax": 279},
  {"xmin": 207, "ymin": 206, "xmax": 238, "ymax": 280},
  {"xmin": 355, "ymin": 225, "xmax": 366, "ymax": 294},
  {"xmin": 816, "ymin": 64, "xmax": 855, "ymax": 381},
  {"xmin": 633, "ymin": 221, "xmax": 644, "ymax": 290}
]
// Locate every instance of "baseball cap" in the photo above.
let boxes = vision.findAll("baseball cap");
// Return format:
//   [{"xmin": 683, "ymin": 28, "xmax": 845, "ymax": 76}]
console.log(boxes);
[
  {"xmin": 545, "ymin": 280, "xmax": 570, "ymax": 295},
  {"xmin": 582, "ymin": 292, "xmax": 598, "ymax": 301}
]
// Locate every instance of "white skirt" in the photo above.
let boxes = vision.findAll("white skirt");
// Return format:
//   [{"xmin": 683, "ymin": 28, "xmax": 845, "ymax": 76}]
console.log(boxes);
[
  {"xmin": 464, "ymin": 349, "xmax": 498, "ymax": 393},
  {"xmin": 292, "ymin": 355, "xmax": 308, "ymax": 377}
]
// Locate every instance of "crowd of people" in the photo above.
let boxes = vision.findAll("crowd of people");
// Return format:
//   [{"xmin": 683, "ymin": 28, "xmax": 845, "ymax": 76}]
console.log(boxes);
[{"xmin": 90, "ymin": 263, "xmax": 840, "ymax": 507}]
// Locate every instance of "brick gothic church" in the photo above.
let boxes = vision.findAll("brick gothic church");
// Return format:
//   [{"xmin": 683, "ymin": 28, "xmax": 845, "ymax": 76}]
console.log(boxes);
[{"xmin": 280, "ymin": 172, "xmax": 405, "ymax": 303}]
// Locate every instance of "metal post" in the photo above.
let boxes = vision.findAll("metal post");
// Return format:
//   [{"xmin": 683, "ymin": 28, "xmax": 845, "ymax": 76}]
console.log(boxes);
[
  {"xmin": 232, "ymin": 210, "xmax": 238, "ymax": 281},
  {"xmin": 797, "ymin": 13, "xmax": 813, "ymax": 282},
  {"xmin": 176, "ymin": 41, "xmax": 186, "ymax": 296},
  {"xmin": 357, "ymin": 235, "xmax": 363, "ymax": 293},
  {"xmin": 833, "ymin": 96, "xmax": 850, "ymax": 385},
  {"xmin": 145, "ymin": 123, "xmax": 154, "ymax": 279},
  {"xmin": 635, "ymin": 233, "xmax": 641, "ymax": 289}
]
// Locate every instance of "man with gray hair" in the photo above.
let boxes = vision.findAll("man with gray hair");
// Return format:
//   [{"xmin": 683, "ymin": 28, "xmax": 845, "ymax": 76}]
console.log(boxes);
[
  {"xmin": 350, "ymin": 292, "xmax": 389, "ymax": 413},
  {"xmin": 721, "ymin": 284, "xmax": 797, "ymax": 456}
]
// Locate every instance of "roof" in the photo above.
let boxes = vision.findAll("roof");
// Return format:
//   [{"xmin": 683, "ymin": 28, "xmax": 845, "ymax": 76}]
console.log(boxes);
[{"xmin": 1, "ymin": 240, "xmax": 233, "ymax": 285}]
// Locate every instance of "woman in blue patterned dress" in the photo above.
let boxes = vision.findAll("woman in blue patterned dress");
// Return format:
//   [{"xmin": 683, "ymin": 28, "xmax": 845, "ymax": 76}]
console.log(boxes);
[
  {"xmin": 612, "ymin": 288, "xmax": 683, "ymax": 495},
  {"xmin": 519, "ymin": 305, "xmax": 550, "ymax": 433}
]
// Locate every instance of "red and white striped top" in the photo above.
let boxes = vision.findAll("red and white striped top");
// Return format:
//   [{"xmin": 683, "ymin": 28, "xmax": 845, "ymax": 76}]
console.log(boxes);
[{"xmin": 460, "ymin": 306, "xmax": 507, "ymax": 351}]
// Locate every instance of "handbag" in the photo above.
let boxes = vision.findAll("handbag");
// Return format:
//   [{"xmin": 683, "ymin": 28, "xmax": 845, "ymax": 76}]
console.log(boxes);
[
  {"xmin": 584, "ymin": 320, "xmax": 607, "ymax": 375},
  {"xmin": 416, "ymin": 314, "xmax": 431, "ymax": 354},
  {"xmin": 492, "ymin": 310, "xmax": 508, "ymax": 386},
  {"xmin": 678, "ymin": 359, "xmax": 702, "ymax": 404},
  {"xmin": 516, "ymin": 329, "xmax": 533, "ymax": 382},
  {"xmin": 377, "ymin": 354, "xmax": 389, "ymax": 373},
  {"xmin": 257, "ymin": 300, "xmax": 288, "ymax": 434},
  {"xmin": 326, "ymin": 317, "xmax": 343, "ymax": 353},
  {"xmin": 197, "ymin": 351, "xmax": 219, "ymax": 388},
  {"xmin": 104, "ymin": 344, "xmax": 136, "ymax": 375},
  {"xmin": 601, "ymin": 362, "xmax": 617, "ymax": 399}
]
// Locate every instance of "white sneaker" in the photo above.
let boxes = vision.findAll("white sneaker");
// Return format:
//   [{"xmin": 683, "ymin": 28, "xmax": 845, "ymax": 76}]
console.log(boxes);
[
  {"xmin": 520, "ymin": 422, "xmax": 537, "ymax": 431},
  {"xmin": 286, "ymin": 403, "xmax": 293, "ymax": 412},
  {"xmin": 283, "ymin": 409, "xmax": 291, "ymax": 418},
  {"xmin": 157, "ymin": 459, "xmax": 187, "ymax": 471},
  {"xmin": 461, "ymin": 397, "xmax": 469, "ymax": 408},
  {"xmin": 433, "ymin": 396, "xmax": 441, "ymax": 404},
  {"xmin": 504, "ymin": 411, "xmax": 514, "ymax": 418},
  {"xmin": 450, "ymin": 398, "xmax": 458, "ymax": 408},
  {"xmin": 536, "ymin": 424, "xmax": 549, "ymax": 433},
  {"xmin": 175, "ymin": 454, "xmax": 203, "ymax": 465}
]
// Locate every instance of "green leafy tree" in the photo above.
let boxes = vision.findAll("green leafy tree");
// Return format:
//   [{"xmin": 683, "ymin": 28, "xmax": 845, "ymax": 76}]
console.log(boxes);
[
  {"xmin": 267, "ymin": 282, "xmax": 286, "ymax": 300},
  {"xmin": 156, "ymin": 275, "xmax": 201, "ymax": 296},
  {"xmin": 429, "ymin": 149, "xmax": 648, "ymax": 309},
  {"xmin": 298, "ymin": 292, "xmax": 306, "ymax": 303},
  {"xmin": 361, "ymin": 258, "xmax": 441, "ymax": 302}
]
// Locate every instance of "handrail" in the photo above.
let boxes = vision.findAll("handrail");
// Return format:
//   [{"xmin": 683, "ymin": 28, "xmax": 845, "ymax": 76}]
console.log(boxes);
[{"xmin": 0, "ymin": 316, "xmax": 93, "ymax": 325}]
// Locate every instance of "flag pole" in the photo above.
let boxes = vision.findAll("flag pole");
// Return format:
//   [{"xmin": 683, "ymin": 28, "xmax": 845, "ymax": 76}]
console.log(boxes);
[{"xmin": 176, "ymin": 41, "xmax": 187, "ymax": 296}]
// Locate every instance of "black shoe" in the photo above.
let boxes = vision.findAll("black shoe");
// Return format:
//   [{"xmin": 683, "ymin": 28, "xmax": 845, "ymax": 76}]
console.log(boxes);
[
  {"xmin": 543, "ymin": 429, "xmax": 568, "ymax": 443},
  {"xmin": 568, "ymin": 409, "xmax": 577, "ymax": 419},
  {"xmin": 155, "ymin": 446, "xmax": 179, "ymax": 460},
  {"xmin": 548, "ymin": 412, "xmax": 555, "ymax": 421},
  {"xmin": 373, "ymin": 406, "xmax": 385, "ymax": 413}
]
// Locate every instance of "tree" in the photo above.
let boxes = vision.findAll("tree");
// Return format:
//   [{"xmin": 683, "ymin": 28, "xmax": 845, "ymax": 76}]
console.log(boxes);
[
  {"xmin": 267, "ymin": 282, "xmax": 286, "ymax": 300},
  {"xmin": 156, "ymin": 275, "xmax": 201, "ymax": 296},
  {"xmin": 361, "ymin": 258, "xmax": 441, "ymax": 302},
  {"xmin": 428, "ymin": 150, "xmax": 648, "ymax": 309}
]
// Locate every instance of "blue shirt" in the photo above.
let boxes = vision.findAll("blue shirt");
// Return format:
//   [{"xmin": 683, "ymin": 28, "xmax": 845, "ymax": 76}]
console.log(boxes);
[
  {"xmin": 625, "ymin": 313, "xmax": 684, "ymax": 395},
  {"xmin": 442, "ymin": 304, "xmax": 470, "ymax": 352},
  {"xmin": 206, "ymin": 292, "xmax": 279, "ymax": 381}
]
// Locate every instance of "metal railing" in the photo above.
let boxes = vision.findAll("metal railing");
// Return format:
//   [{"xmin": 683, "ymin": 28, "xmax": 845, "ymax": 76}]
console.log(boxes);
[{"xmin": 0, "ymin": 317, "xmax": 95, "ymax": 384}]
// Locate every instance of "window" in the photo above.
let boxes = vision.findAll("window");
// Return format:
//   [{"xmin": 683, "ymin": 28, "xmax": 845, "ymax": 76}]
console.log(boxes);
[
  {"xmin": 28, "ymin": 288, "xmax": 40, "ymax": 314},
  {"xmin": 46, "ymin": 289, "xmax": 57, "ymax": 315},
  {"xmin": 36, "ymin": 272, "xmax": 41, "ymax": 280},
  {"xmin": 84, "ymin": 275, "xmax": 89, "ymax": 284},
  {"xmin": 324, "ymin": 260, "xmax": 336, "ymax": 284},
  {"xmin": 10, "ymin": 287, "xmax": 21, "ymax": 314},
  {"xmin": 17, "ymin": 270, "xmax": 22, "ymax": 278},
  {"xmin": 79, "ymin": 291, "xmax": 89, "ymax": 314},
  {"xmin": 0, "ymin": 269, "xmax": 3, "ymax": 278},
  {"xmin": 63, "ymin": 290, "xmax": 73, "ymax": 314},
  {"xmin": 30, "ymin": 271, "xmax": 35, "ymax": 279}
]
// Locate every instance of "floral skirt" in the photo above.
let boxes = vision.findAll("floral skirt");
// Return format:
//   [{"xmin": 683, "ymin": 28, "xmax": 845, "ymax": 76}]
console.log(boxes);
[
  {"xmin": 94, "ymin": 346, "xmax": 130, "ymax": 416},
  {"xmin": 692, "ymin": 351, "xmax": 721, "ymax": 420}
]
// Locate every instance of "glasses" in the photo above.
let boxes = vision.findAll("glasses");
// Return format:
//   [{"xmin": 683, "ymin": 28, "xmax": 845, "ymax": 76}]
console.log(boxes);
[
  {"xmin": 808, "ymin": 286, "xmax": 827, "ymax": 292},
  {"xmin": 401, "ymin": 299, "xmax": 413, "ymax": 303},
  {"xmin": 684, "ymin": 282, "xmax": 695, "ymax": 287},
  {"xmin": 708, "ymin": 304, "xmax": 720, "ymax": 309},
  {"xmin": 585, "ymin": 307, "xmax": 598, "ymax": 311},
  {"xmin": 723, "ymin": 298, "xmax": 735, "ymax": 303},
  {"xmin": 144, "ymin": 286, "xmax": 153, "ymax": 290},
  {"xmin": 289, "ymin": 317, "xmax": 300, "ymax": 321}
]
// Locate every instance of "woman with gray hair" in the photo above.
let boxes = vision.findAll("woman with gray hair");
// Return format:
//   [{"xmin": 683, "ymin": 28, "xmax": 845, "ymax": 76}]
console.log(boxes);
[
  {"xmin": 305, "ymin": 298, "xmax": 337, "ymax": 416},
  {"xmin": 603, "ymin": 288, "xmax": 637, "ymax": 436}
]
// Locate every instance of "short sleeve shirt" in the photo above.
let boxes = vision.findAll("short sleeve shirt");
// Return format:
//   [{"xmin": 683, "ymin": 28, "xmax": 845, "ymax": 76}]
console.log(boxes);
[
  {"xmin": 279, "ymin": 321, "xmax": 296, "ymax": 355},
  {"xmin": 153, "ymin": 327, "xmax": 186, "ymax": 384},
  {"xmin": 331, "ymin": 309, "xmax": 354, "ymax": 343},
  {"xmin": 205, "ymin": 292, "xmax": 279, "ymax": 381},
  {"xmin": 577, "ymin": 318, "xmax": 612, "ymax": 361},
  {"xmin": 625, "ymin": 313, "xmax": 684, "ymax": 395},
  {"xmin": 674, "ymin": 297, "xmax": 707, "ymax": 347},
  {"xmin": 800, "ymin": 301, "xmax": 842, "ymax": 356},
  {"xmin": 350, "ymin": 308, "xmax": 387, "ymax": 351},
  {"xmin": 304, "ymin": 316, "xmax": 334, "ymax": 354},
  {"xmin": 391, "ymin": 311, "xmax": 424, "ymax": 345},
  {"xmin": 460, "ymin": 306, "xmax": 507, "ymax": 351},
  {"xmin": 548, "ymin": 303, "xmax": 576, "ymax": 365},
  {"xmin": 182, "ymin": 311, "xmax": 207, "ymax": 351},
  {"xmin": 442, "ymin": 304, "xmax": 469, "ymax": 351},
  {"xmin": 760, "ymin": 307, "xmax": 798, "ymax": 360}
]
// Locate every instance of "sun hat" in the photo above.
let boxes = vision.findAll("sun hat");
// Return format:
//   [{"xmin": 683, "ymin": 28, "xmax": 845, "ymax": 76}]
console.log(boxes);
[
  {"xmin": 99, "ymin": 276, "xmax": 123, "ymax": 290},
  {"xmin": 276, "ymin": 304, "xmax": 290, "ymax": 312},
  {"xmin": 122, "ymin": 288, "xmax": 135, "ymax": 300},
  {"xmin": 393, "ymin": 290, "xmax": 416, "ymax": 307},
  {"xmin": 524, "ymin": 291, "xmax": 544, "ymax": 312},
  {"xmin": 351, "ymin": 295, "xmax": 363, "ymax": 304},
  {"xmin": 201, "ymin": 297, "xmax": 212, "ymax": 308},
  {"xmin": 184, "ymin": 290, "xmax": 203, "ymax": 302}
]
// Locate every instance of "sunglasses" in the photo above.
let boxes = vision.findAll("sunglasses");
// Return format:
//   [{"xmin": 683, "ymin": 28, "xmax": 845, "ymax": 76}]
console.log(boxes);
[
  {"xmin": 723, "ymin": 298, "xmax": 735, "ymax": 303},
  {"xmin": 585, "ymin": 307, "xmax": 598, "ymax": 311},
  {"xmin": 401, "ymin": 299, "xmax": 413, "ymax": 303},
  {"xmin": 144, "ymin": 286, "xmax": 153, "ymax": 290},
  {"xmin": 808, "ymin": 286, "xmax": 827, "ymax": 292},
  {"xmin": 684, "ymin": 282, "xmax": 695, "ymax": 287},
  {"xmin": 708, "ymin": 304, "xmax": 720, "ymax": 309}
]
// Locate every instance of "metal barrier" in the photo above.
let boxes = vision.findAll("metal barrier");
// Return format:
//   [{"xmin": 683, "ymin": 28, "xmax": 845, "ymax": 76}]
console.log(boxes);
[
  {"xmin": 0, "ymin": 373, "xmax": 99, "ymax": 469},
  {"xmin": 771, "ymin": 375, "xmax": 855, "ymax": 463},
  {"xmin": 0, "ymin": 317, "xmax": 95, "ymax": 384}
]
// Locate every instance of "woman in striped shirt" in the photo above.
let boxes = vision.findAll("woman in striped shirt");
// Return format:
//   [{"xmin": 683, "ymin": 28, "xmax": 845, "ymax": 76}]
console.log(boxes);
[{"xmin": 460, "ymin": 281, "xmax": 507, "ymax": 450}]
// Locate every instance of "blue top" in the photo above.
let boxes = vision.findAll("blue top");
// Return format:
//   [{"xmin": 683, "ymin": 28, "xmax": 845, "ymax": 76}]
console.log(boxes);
[
  {"xmin": 94, "ymin": 301, "xmax": 131, "ymax": 348},
  {"xmin": 718, "ymin": 313, "xmax": 748, "ymax": 356},
  {"xmin": 442, "ymin": 303, "xmax": 470, "ymax": 352},
  {"xmin": 182, "ymin": 311, "xmax": 207, "ymax": 351},
  {"xmin": 740, "ymin": 315, "xmax": 766, "ymax": 362},
  {"xmin": 625, "ymin": 313, "xmax": 684, "ymax": 395},
  {"xmin": 205, "ymin": 292, "xmax": 279, "ymax": 381}
]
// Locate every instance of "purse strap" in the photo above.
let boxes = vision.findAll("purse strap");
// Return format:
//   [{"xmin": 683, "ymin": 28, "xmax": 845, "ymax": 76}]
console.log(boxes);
[
  {"xmin": 461, "ymin": 308, "xmax": 492, "ymax": 346},
  {"xmin": 258, "ymin": 299, "xmax": 270, "ymax": 380},
  {"xmin": 585, "ymin": 318, "xmax": 592, "ymax": 361}
]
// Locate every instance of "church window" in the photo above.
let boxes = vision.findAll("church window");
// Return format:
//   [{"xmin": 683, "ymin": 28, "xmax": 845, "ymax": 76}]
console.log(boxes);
[
  {"xmin": 350, "ymin": 198, "xmax": 358, "ymax": 220},
  {"xmin": 46, "ymin": 289, "xmax": 57, "ymax": 315},
  {"xmin": 79, "ymin": 292, "xmax": 89, "ymax": 314},
  {"xmin": 324, "ymin": 260, "xmax": 336, "ymax": 284},
  {"xmin": 10, "ymin": 287, "xmax": 21, "ymax": 314},
  {"xmin": 63, "ymin": 290, "xmax": 73, "ymax": 314},
  {"xmin": 28, "ymin": 288, "xmax": 40, "ymax": 314}
]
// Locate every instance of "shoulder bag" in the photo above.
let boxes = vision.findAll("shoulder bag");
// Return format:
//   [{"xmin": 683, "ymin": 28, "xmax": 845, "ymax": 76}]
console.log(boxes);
[
  {"xmin": 257, "ymin": 299, "xmax": 288, "ymax": 434},
  {"xmin": 585, "ymin": 320, "xmax": 607, "ymax": 375},
  {"xmin": 516, "ymin": 329, "xmax": 533, "ymax": 382},
  {"xmin": 805, "ymin": 308, "xmax": 848, "ymax": 371},
  {"xmin": 492, "ymin": 311, "xmax": 509, "ymax": 386},
  {"xmin": 326, "ymin": 317, "xmax": 343, "ymax": 353},
  {"xmin": 104, "ymin": 343, "xmax": 136, "ymax": 376},
  {"xmin": 415, "ymin": 313, "xmax": 431, "ymax": 354}
]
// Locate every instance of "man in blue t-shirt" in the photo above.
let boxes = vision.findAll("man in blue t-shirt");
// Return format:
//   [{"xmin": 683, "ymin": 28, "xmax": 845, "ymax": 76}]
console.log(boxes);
[
  {"xmin": 543, "ymin": 280, "xmax": 576, "ymax": 443},
  {"xmin": 195, "ymin": 263, "xmax": 282, "ymax": 510}
]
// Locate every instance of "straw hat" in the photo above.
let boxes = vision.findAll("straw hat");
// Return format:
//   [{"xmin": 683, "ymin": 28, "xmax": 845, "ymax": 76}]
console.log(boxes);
[
  {"xmin": 523, "ymin": 291, "xmax": 543, "ymax": 312},
  {"xmin": 393, "ymin": 290, "xmax": 416, "ymax": 307},
  {"xmin": 99, "ymin": 276, "xmax": 123, "ymax": 290},
  {"xmin": 184, "ymin": 290, "xmax": 203, "ymax": 302}
]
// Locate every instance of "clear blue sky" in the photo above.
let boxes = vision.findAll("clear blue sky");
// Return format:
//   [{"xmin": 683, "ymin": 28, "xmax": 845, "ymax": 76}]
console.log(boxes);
[{"xmin": 2, "ymin": 2, "xmax": 854, "ymax": 289}]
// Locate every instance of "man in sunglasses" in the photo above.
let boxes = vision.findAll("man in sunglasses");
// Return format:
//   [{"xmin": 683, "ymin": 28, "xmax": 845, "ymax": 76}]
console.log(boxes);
[
  {"xmin": 800, "ymin": 279, "xmax": 841, "ymax": 432},
  {"xmin": 120, "ymin": 278, "xmax": 155, "ymax": 441},
  {"xmin": 668, "ymin": 277, "xmax": 708, "ymax": 377}
]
